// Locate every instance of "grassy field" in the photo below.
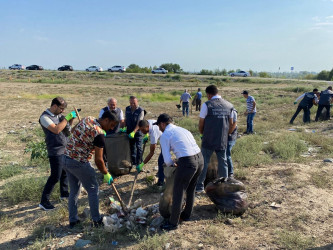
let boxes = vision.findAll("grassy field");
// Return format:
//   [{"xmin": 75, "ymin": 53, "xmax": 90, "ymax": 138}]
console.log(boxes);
[{"xmin": 0, "ymin": 70, "xmax": 332, "ymax": 249}]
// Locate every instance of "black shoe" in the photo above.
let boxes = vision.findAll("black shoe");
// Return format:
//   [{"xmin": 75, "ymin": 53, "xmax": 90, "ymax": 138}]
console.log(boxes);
[
  {"xmin": 180, "ymin": 212, "xmax": 190, "ymax": 222},
  {"xmin": 160, "ymin": 221, "xmax": 177, "ymax": 231},
  {"xmin": 69, "ymin": 220, "xmax": 81, "ymax": 229},
  {"xmin": 60, "ymin": 193, "xmax": 69, "ymax": 200},
  {"xmin": 39, "ymin": 201, "xmax": 55, "ymax": 211},
  {"xmin": 92, "ymin": 217, "xmax": 104, "ymax": 228}
]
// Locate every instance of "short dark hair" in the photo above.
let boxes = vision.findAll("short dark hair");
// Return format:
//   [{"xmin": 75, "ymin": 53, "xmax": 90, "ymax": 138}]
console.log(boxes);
[
  {"xmin": 138, "ymin": 119, "xmax": 149, "ymax": 128},
  {"xmin": 51, "ymin": 97, "xmax": 67, "ymax": 108},
  {"xmin": 328, "ymin": 86, "xmax": 332, "ymax": 90},
  {"xmin": 313, "ymin": 88, "xmax": 318, "ymax": 92},
  {"xmin": 153, "ymin": 113, "xmax": 172, "ymax": 125},
  {"xmin": 205, "ymin": 85, "xmax": 218, "ymax": 95},
  {"xmin": 129, "ymin": 96, "xmax": 137, "ymax": 100},
  {"xmin": 101, "ymin": 110, "xmax": 119, "ymax": 124}
]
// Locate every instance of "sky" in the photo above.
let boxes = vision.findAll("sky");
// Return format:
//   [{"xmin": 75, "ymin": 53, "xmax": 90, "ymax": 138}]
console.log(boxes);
[{"xmin": 1, "ymin": 0, "xmax": 333, "ymax": 72}]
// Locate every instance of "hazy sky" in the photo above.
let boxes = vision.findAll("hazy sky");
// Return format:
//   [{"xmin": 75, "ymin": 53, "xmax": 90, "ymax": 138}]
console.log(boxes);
[{"xmin": 1, "ymin": 0, "xmax": 333, "ymax": 72}]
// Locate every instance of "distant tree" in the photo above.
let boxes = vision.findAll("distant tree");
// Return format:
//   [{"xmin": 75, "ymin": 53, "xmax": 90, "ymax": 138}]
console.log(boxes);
[
  {"xmin": 127, "ymin": 64, "xmax": 141, "ymax": 73},
  {"xmin": 221, "ymin": 69, "xmax": 227, "ymax": 76},
  {"xmin": 198, "ymin": 69, "xmax": 213, "ymax": 75},
  {"xmin": 159, "ymin": 63, "xmax": 182, "ymax": 73},
  {"xmin": 249, "ymin": 69, "xmax": 253, "ymax": 76},
  {"xmin": 328, "ymin": 68, "xmax": 333, "ymax": 81},
  {"xmin": 317, "ymin": 70, "xmax": 330, "ymax": 80},
  {"xmin": 259, "ymin": 72, "xmax": 271, "ymax": 78},
  {"xmin": 227, "ymin": 70, "xmax": 235, "ymax": 74}
]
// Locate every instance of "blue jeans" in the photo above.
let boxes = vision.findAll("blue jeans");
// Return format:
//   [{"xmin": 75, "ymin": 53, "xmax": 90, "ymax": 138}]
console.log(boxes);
[
  {"xmin": 63, "ymin": 155, "xmax": 101, "ymax": 223},
  {"xmin": 246, "ymin": 112, "xmax": 256, "ymax": 133},
  {"xmin": 41, "ymin": 155, "xmax": 68, "ymax": 203},
  {"xmin": 226, "ymin": 140, "xmax": 236, "ymax": 176},
  {"xmin": 182, "ymin": 102, "xmax": 189, "ymax": 116},
  {"xmin": 157, "ymin": 152, "xmax": 165, "ymax": 185},
  {"xmin": 129, "ymin": 132, "xmax": 143, "ymax": 166},
  {"xmin": 196, "ymin": 147, "xmax": 228, "ymax": 191}
]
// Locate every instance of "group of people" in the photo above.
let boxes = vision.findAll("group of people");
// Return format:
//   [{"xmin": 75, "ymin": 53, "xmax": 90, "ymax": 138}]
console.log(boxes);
[
  {"xmin": 38, "ymin": 85, "xmax": 257, "ymax": 231},
  {"xmin": 290, "ymin": 86, "xmax": 333, "ymax": 124}
]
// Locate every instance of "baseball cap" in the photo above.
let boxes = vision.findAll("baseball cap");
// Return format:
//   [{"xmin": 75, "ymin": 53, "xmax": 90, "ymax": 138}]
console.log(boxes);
[
  {"xmin": 153, "ymin": 113, "xmax": 172, "ymax": 125},
  {"xmin": 241, "ymin": 90, "xmax": 248, "ymax": 95}
]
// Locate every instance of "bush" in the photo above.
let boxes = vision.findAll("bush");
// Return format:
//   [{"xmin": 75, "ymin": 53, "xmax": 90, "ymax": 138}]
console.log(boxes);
[
  {"xmin": 24, "ymin": 141, "xmax": 48, "ymax": 160},
  {"xmin": 259, "ymin": 72, "xmax": 271, "ymax": 78},
  {"xmin": 0, "ymin": 164, "xmax": 23, "ymax": 180}
]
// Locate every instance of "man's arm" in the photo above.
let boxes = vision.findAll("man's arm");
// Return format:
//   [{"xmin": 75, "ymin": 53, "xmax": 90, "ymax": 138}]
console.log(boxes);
[
  {"xmin": 295, "ymin": 93, "xmax": 305, "ymax": 102},
  {"xmin": 46, "ymin": 119, "xmax": 69, "ymax": 134},
  {"xmin": 199, "ymin": 118, "xmax": 205, "ymax": 134},
  {"xmin": 143, "ymin": 144, "xmax": 156, "ymax": 164},
  {"xmin": 251, "ymin": 100, "xmax": 256, "ymax": 113},
  {"xmin": 94, "ymin": 146, "xmax": 108, "ymax": 174},
  {"xmin": 132, "ymin": 110, "xmax": 144, "ymax": 133},
  {"xmin": 160, "ymin": 136, "xmax": 173, "ymax": 167},
  {"xmin": 228, "ymin": 117, "xmax": 236, "ymax": 134}
]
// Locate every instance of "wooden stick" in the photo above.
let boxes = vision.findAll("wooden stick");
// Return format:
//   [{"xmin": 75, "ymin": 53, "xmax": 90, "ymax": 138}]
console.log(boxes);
[
  {"xmin": 73, "ymin": 106, "xmax": 81, "ymax": 121},
  {"xmin": 111, "ymin": 183, "xmax": 128, "ymax": 214}
]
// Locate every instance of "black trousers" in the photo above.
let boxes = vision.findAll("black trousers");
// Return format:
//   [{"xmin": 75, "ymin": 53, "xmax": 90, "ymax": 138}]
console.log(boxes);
[
  {"xmin": 129, "ymin": 132, "xmax": 143, "ymax": 166},
  {"xmin": 170, "ymin": 153, "xmax": 204, "ymax": 225},
  {"xmin": 41, "ymin": 155, "xmax": 69, "ymax": 202},
  {"xmin": 195, "ymin": 99, "xmax": 202, "ymax": 111},
  {"xmin": 290, "ymin": 105, "xmax": 310, "ymax": 123},
  {"xmin": 315, "ymin": 104, "xmax": 330, "ymax": 121}
]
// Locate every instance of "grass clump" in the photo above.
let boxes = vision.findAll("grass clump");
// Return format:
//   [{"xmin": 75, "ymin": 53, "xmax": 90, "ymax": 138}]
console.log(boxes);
[
  {"xmin": 0, "ymin": 164, "xmax": 23, "ymax": 179},
  {"xmin": 135, "ymin": 232, "xmax": 171, "ymax": 250},
  {"xmin": 276, "ymin": 230, "xmax": 315, "ymax": 249},
  {"xmin": 2, "ymin": 176, "xmax": 59, "ymax": 205},
  {"xmin": 310, "ymin": 171, "xmax": 332, "ymax": 189}
]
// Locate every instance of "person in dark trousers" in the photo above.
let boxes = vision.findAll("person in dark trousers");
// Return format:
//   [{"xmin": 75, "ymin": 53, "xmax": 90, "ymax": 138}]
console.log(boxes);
[
  {"xmin": 125, "ymin": 96, "xmax": 145, "ymax": 167},
  {"xmin": 315, "ymin": 86, "xmax": 333, "ymax": 121},
  {"xmin": 290, "ymin": 89, "xmax": 319, "ymax": 124},
  {"xmin": 137, "ymin": 119, "xmax": 164, "ymax": 186},
  {"xmin": 63, "ymin": 111, "xmax": 117, "ymax": 228},
  {"xmin": 156, "ymin": 114, "xmax": 203, "ymax": 230},
  {"xmin": 195, "ymin": 88, "xmax": 202, "ymax": 111},
  {"xmin": 180, "ymin": 89, "xmax": 192, "ymax": 117},
  {"xmin": 196, "ymin": 85, "xmax": 234, "ymax": 193},
  {"xmin": 227, "ymin": 108, "xmax": 238, "ymax": 178},
  {"xmin": 99, "ymin": 97, "xmax": 125, "ymax": 134},
  {"xmin": 39, "ymin": 97, "xmax": 77, "ymax": 211},
  {"xmin": 242, "ymin": 90, "xmax": 256, "ymax": 134}
]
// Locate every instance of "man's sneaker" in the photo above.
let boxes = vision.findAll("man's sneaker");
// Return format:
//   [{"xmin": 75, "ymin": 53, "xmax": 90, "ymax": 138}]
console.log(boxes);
[
  {"xmin": 39, "ymin": 201, "xmax": 55, "ymax": 211},
  {"xmin": 160, "ymin": 221, "xmax": 178, "ymax": 231},
  {"xmin": 69, "ymin": 220, "xmax": 81, "ymax": 229},
  {"xmin": 195, "ymin": 189, "xmax": 205, "ymax": 195},
  {"xmin": 60, "ymin": 194, "xmax": 69, "ymax": 201},
  {"xmin": 92, "ymin": 217, "xmax": 104, "ymax": 228}
]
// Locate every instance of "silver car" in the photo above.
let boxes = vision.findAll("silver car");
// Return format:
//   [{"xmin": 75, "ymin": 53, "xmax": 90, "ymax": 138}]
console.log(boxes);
[
  {"xmin": 9, "ymin": 64, "xmax": 25, "ymax": 70},
  {"xmin": 229, "ymin": 71, "xmax": 250, "ymax": 77},
  {"xmin": 86, "ymin": 66, "xmax": 103, "ymax": 72},
  {"xmin": 108, "ymin": 65, "xmax": 126, "ymax": 72}
]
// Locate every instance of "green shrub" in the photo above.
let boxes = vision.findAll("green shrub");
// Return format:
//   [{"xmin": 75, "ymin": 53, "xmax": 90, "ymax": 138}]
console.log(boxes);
[
  {"xmin": 171, "ymin": 75, "xmax": 182, "ymax": 81},
  {"xmin": 24, "ymin": 141, "xmax": 48, "ymax": 160},
  {"xmin": 0, "ymin": 164, "xmax": 23, "ymax": 180},
  {"xmin": 276, "ymin": 230, "xmax": 315, "ymax": 249}
]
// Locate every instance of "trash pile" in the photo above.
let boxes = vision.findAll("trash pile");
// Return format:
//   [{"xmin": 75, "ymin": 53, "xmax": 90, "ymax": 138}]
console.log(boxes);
[{"xmin": 103, "ymin": 198, "xmax": 163, "ymax": 233}]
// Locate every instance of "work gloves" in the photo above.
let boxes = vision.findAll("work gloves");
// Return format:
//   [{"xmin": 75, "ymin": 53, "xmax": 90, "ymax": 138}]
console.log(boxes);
[
  {"xmin": 200, "ymin": 134, "xmax": 203, "ymax": 140},
  {"xmin": 119, "ymin": 127, "xmax": 127, "ymax": 133},
  {"xmin": 294, "ymin": 101, "xmax": 297, "ymax": 105},
  {"xmin": 143, "ymin": 133, "xmax": 149, "ymax": 143},
  {"xmin": 129, "ymin": 131, "xmax": 135, "ymax": 139},
  {"xmin": 103, "ymin": 173, "xmax": 113, "ymax": 185},
  {"xmin": 136, "ymin": 162, "xmax": 144, "ymax": 173},
  {"xmin": 65, "ymin": 111, "xmax": 77, "ymax": 121}
]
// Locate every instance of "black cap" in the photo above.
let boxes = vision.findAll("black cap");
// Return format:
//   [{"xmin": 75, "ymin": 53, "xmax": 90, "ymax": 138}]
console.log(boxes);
[
  {"xmin": 241, "ymin": 90, "xmax": 248, "ymax": 95},
  {"xmin": 153, "ymin": 113, "xmax": 172, "ymax": 125}
]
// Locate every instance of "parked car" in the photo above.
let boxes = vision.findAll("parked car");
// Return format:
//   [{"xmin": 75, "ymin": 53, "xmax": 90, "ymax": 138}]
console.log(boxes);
[
  {"xmin": 228, "ymin": 71, "xmax": 250, "ymax": 77},
  {"xmin": 58, "ymin": 65, "xmax": 73, "ymax": 71},
  {"xmin": 26, "ymin": 65, "xmax": 44, "ymax": 70},
  {"xmin": 86, "ymin": 66, "xmax": 103, "ymax": 72},
  {"xmin": 152, "ymin": 68, "xmax": 168, "ymax": 74},
  {"xmin": 9, "ymin": 64, "xmax": 25, "ymax": 70},
  {"xmin": 108, "ymin": 65, "xmax": 126, "ymax": 72}
]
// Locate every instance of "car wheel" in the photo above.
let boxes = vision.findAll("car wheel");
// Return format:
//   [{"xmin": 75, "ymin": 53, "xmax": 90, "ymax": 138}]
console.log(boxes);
[
  {"xmin": 86, "ymin": 69, "xmax": 89, "ymax": 72},
  {"xmin": 243, "ymin": 74, "xmax": 247, "ymax": 77},
  {"xmin": 152, "ymin": 72, "xmax": 155, "ymax": 74},
  {"xmin": 231, "ymin": 74, "xmax": 234, "ymax": 77}
]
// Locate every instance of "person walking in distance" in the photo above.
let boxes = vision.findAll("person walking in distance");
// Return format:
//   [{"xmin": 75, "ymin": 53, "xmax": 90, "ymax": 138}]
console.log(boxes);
[
  {"xmin": 290, "ymin": 89, "xmax": 318, "ymax": 124},
  {"xmin": 63, "ymin": 111, "xmax": 118, "ymax": 228},
  {"xmin": 137, "ymin": 119, "xmax": 164, "ymax": 186},
  {"xmin": 99, "ymin": 97, "xmax": 124, "ymax": 134},
  {"xmin": 39, "ymin": 97, "xmax": 77, "ymax": 211},
  {"xmin": 242, "ymin": 90, "xmax": 256, "ymax": 134},
  {"xmin": 195, "ymin": 88, "xmax": 203, "ymax": 111},
  {"xmin": 315, "ymin": 86, "xmax": 333, "ymax": 121},
  {"xmin": 155, "ymin": 113, "xmax": 203, "ymax": 230},
  {"xmin": 196, "ymin": 85, "xmax": 234, "ymax": 193},
  {"xmin": 180, "ymin": 89, "xmax": 192, "ymax": 117},
  {"xmin": 125, "ymin": 96, "xmax": 145, "ymax": 167}
]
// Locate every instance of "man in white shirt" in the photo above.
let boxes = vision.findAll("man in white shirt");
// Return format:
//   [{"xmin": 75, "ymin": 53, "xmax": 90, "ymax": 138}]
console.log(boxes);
[
  {"xmin": 155, "ymin": 113, "xmax": 203, "ymax": 230},
  {"xmin": 137, "ymin": 119, "xmax": 164, "ymax": 186},
  {"xmin": 99, "ymin": 98, "xmax": 124, "ymax": 134}
]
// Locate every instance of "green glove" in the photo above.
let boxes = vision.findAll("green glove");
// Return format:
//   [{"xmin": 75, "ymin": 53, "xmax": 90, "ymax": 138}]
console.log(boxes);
[
  {"xmin": 136, "ymin": 162, "xmax": 144, "ymax": 173},
  {"xmin": 129, "ymin": 131, "xmax": 135, "ymax": 139},
  {"xmin": 200, "ymin": 134, "xmax": 203, "ymax": 140},
  {"xmin": 119, "ymin": 127, "xmax": 127, "ymax": 133},
  {"xmin": 143, "ymin": 133, "xmax": 149, "ymax": 143},
  {"xmin": 294, "ymin": 101, "xmax": 297, "ymax": 105},
  {"xmin": 103, "ymin": 173, "xmax": 113, "ymax": 185},
  {"xmin": 65, "ymin": 111, "xmax": 77, "ymax": 121}
]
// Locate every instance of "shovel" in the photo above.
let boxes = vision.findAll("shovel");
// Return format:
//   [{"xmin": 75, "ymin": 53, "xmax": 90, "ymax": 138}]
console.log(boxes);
[
  {"xmin": 127, "ymin": 141, "xmax": 147, "ymax": 208},
  {"xmin": 110, "ymin": 182, "xmax": 128, "ymax": 214}
]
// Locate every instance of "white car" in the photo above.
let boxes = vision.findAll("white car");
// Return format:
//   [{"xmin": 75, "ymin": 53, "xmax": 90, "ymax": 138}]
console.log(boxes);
[
  {"xmin": 86, "ymin": 66, "xmax": 103, "ymax": 72},
  {"xmin": 152, "ymin": 68, "xmax": 168, "ymax": 74},
  {"xmin": 9, "ymin": 64, "xmax": 25, "ymax": 70},
  {"xmin": 108, "ymin": 65, "xmax": 126, "ymax": 72},
  {"xmin": 229, "ymin": 71, "xmax": 250, "ymax": 77}
]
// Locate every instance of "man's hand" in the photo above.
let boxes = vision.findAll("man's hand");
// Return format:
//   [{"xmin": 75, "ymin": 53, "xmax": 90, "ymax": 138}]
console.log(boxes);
[
  {"xmin": 129, "ymin": 131, "xmax": 135, "ymax": 139},
  {"xmin": 119, "ymin": 127, "xmax": 127, "ymax": 133},
  {"xmin": 136, "ymin": 162, "xmax": 144, "ymax": 173},
  {"xmin": 65, "ymin": 111, "xmax": 77, "ymax": 121},
  {"xmin": 200, "ymin": 134, "xmax": 203, "ymax": 140},
  {"xmin": 103, "ymin": 173, "xmax": 113, "ymax": 185},
  {"xmin": 143, "ymin": 133, "xmax": 149, "ymax": 143},
  {"xmin": 294, "ymin": 101, "xmax": 297, "ymax": 105},
  {"xmin": 244, "ymin": 111, "xmax": 248, "ymax": 115}
]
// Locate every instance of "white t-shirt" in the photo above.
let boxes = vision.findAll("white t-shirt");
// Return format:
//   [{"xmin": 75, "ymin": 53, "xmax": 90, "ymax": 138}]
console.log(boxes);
[
  {"xmin": 199, "ymin": 95, "xmax": 222, "ymax": 118},
  {"xmin": 40, "ymin": 109, "xmax": 57, "ymax": 128},
  {"xmin": 148, "ymin": 120, "xmax": 162, "ymax": 144}
]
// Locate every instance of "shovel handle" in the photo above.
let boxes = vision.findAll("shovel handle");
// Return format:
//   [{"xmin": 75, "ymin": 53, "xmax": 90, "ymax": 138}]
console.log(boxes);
[
  {"xmin": 111, "ymin": 183, "xmax": 128, "ymax": 214},
  {"xmin": 74, "ymin": 107, "xmax": 81, "ymax": 121}
]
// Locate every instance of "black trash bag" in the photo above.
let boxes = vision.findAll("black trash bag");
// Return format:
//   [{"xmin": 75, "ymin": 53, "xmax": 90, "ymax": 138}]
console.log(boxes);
[
  {"xmin": 205, "ymin": 177, "xmax": 248, "ymax": 215},
  {"xmin": 104, "ymin": 134, "xmax": 132, "ymax": 176}
]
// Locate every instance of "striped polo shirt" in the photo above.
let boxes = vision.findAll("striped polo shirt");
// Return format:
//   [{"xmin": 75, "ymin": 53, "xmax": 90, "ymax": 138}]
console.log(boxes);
[{"xmin": 246, "ymin": 96, "xmax": 256, "ymax": 113}]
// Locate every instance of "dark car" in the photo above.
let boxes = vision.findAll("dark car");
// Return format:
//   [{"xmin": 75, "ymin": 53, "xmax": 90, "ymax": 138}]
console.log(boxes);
[
  {"xmin": 58, "ymin": 65, "xmax": 73, "ymax": 71},
  {"xmin": 26, "ymin": 65, "xmax": 44, "ymax": 70}
]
